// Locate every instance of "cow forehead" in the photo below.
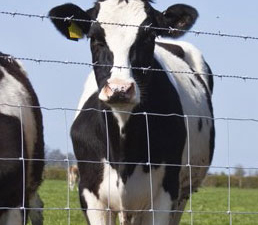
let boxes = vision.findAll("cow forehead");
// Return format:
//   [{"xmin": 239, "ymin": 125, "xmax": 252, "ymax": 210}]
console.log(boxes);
[
  {"xmin": 97, "ymin": 0, "xmax": 147, "ymax": 24},
  {"xmin": 97, "ymin": 0, "xmax": 147, "ymax": 50}
]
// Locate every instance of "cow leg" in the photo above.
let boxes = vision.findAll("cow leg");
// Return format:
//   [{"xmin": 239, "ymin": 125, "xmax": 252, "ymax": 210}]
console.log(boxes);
[
  {"xmin": 69, "ymin": 180, "xmax": 74, "ymax": 191},
  {"xmin": 69, "ymin": 174, "xmax": 74, "ymax": 191},
  {"xmin": 28, "ymin": 192, "xmax": 44, "ymax": 225},
  {"xmin": 169, "ymin": 199, "xmax": 187, "ymax": 225},
  {"xmin": 0, "ymin": 209, "xmax": 24, "ymax": 225},
  {"xmin": 81, "ymin": 188, "xmax": 116, "ymax": 225},
  {"xmin": 119, "ymin": 212, "xmax": 143, "ymax": 225},
  {"xmin": 141, "ymin": 189, "xmax": 172, "ymax": 225},
  {"xmin": 87, "ymin": 209, "xmax": 116, "ymax": 225},
  {"xmin": 86, "ymin": 204, "xmax": 116, "ymax": 225}
]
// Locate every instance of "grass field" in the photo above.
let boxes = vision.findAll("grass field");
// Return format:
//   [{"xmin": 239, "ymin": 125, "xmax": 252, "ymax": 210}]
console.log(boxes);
[{"xmin": 33, "ymin": 180, "xmax": 258, "ymax": 225}]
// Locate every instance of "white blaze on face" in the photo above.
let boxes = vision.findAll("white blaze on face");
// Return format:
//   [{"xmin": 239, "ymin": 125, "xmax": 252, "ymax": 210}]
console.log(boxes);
[
  {"xmin": 97, "ymin": 0, "xmax": 147, "ymax": 81},
  {"xmin": 97, "ymin": 0, "xmax": 148, "ymax": 131}
]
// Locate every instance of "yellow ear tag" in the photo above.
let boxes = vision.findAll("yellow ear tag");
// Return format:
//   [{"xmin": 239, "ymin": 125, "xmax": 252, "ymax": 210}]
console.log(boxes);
[{"xmin": 68, "ymin": 22, "xmax": 83, "ymax": 39}]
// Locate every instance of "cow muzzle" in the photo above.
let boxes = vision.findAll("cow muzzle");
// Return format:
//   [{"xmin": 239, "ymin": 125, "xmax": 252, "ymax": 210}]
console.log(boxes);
[{"xmin": 99, "ymin": 78, "xmax": 136, "ymax": 105}]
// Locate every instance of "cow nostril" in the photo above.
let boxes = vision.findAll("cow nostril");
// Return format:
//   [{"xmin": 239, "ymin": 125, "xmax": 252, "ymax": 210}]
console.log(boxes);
[
  {"xmin": 99, "ymin": 79, "xmax": 136, "ymax": 104},
  {"xmin": 112, "ymin": 84, "xmax": 134, "ymax": 102},
  {"xmin": 106, "ymin": 83, "xmax": 122, "ymax": 93},
  {"xmin": 107, "ymin": 82, "xmax": 134, "ymax": 94},
  {"xmin": 126, "ymin": 83, "xmax": 134, "ymax": 95}
]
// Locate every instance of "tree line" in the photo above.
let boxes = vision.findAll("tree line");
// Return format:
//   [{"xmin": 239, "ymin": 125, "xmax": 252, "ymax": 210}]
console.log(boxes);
[{"xmin": 44, "ymin": 147, "xmax": 258, "ymax": 188}]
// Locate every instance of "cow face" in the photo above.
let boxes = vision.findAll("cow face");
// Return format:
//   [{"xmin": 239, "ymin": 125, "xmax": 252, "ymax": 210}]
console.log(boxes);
[{"xmin": 49, "ymin": 0, "xmax": 198, "ymax": 109}]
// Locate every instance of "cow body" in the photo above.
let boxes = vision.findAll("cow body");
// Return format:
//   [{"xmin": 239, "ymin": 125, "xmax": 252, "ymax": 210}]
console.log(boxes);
[
  {"xmin": 49, "ymin": 1, "xmax": 215, "ymax": 224},
  {"xmin": 0, "ymin": 52, "xmax": 44, "ymax": 225}
]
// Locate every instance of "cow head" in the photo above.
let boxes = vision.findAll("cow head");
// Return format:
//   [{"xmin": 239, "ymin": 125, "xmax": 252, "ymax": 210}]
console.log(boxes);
[{"xmin": 49, "ymin": 0, "xmax": 198, "ymax": 110}]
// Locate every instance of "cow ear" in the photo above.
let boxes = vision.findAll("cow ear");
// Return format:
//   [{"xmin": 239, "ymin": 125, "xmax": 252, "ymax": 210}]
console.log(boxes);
[
  {"xmin": 49, "ymin": 4, "xmax": 93, "ymax": 41},
  {"xmin": 155, "ymin": 4, "xmax": 198, "ymax": 38}
]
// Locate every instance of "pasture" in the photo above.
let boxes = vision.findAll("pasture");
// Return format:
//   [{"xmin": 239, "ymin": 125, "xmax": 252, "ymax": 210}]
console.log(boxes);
[{"xmin": 32, "ymin": 180, "xmax": 258, "ymax": 225}]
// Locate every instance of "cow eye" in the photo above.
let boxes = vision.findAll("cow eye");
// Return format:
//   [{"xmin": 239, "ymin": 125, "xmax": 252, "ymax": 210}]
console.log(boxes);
[
  {"xmin": 91, "ymin": 39, "xmax": 105, "ymax": 47},
  {"xmin": 91, "ymin": 37, "xmax": 105, "ymax": 47}
]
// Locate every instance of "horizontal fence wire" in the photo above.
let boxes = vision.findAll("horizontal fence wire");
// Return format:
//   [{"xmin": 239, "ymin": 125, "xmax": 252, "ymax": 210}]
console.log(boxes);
[
  {"xmin": 1, "ymin": 10, "xmax": 258, "ymax": 41},
  {"xmin": 1, "ymin": 10, "xmax": 258, "ymax": 82},
  {"xmin": 1, "ymin": 54, "xmax": 258, "ymax": 82},
  {"xmin": 0, "ymin": 155, "xmax": 258, "ymax": 171},
  {"xmin": 0, "ymin": 206, "xmax": 258, "ymax": 215},
  {"xmin": 0, "ymin": 103, "xmax": 258, "ymax": 171},
  {"xmin": 1, "ymin": 103, "xmax": 258, "ymax": 122}
]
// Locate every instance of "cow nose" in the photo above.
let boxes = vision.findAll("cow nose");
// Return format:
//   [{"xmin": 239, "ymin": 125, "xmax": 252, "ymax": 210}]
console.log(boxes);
[{"xmin": 99, "ymin": 78, "xmax": 136, "ymax": 104}]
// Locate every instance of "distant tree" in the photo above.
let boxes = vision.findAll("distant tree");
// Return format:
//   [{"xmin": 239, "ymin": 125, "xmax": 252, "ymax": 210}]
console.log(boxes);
[
  {"xmin": 220, "ymin": 171, "xmax": 226, "ymax": 176},
  {"xmin": 234, "ymin": 164, "xmax": 246, "ymax": 177},
  {"xmin": 68, "ymin": 152, "xmax": 76, "ymax": 164},
  {"xmin": 46, "ymin": 148, "xmax": 66, "ymax": 168},
  {"xmin": 234, "ymin": 164, "xmax": 246, "ymax": 188},
  {"xmin": 45, "ymin": 147, "xmax": 77, "ymax": 168}
]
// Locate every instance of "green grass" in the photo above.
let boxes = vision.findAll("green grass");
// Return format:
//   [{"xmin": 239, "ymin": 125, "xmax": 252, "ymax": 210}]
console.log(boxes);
[
  {"xmin": 181, "ymin": 187, "xmax": 258, "ymax": 225},
  {"xmin": 33, "ymin": 180, "xmax": 258, "ymax": 225},
  {"xmin": 33, "ymin": 180, "xmax": 85, "ymax": 225}
]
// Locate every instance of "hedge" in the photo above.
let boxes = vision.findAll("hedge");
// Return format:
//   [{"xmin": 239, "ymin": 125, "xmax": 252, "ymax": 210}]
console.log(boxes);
[
  {"xmin": 43, "ymin": 167, "xmax": 67, "ymax": 180},
  {"xmin": 43, "ymin": 167, "xmax": 258, "ymax": 188},
  {"xmin": 203, "ymin": 175, "xmax": 258, "ymax": 188}
]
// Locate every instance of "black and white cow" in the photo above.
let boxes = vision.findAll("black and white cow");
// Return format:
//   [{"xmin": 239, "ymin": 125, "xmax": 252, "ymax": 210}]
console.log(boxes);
[
  {"xmin": 49, "ymin": 1, "xmax": 215, "ymax": 224},
  {"xmin": 0, "ymin": 52, "xmax": 44, "ymax": 225}
]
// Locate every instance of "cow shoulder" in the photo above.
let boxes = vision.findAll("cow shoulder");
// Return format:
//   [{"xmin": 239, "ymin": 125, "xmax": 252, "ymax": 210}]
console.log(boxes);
[
  {"xmin": 155, "ymin": 42, "xmax": 185, "ymax": 61},
  {"xmin": 155, "ymin": 39, "xmax": 213, "ymax": 94},
  {"xmin": 71, "ymin": 93, "xmax": 107, "ymax": 160}
]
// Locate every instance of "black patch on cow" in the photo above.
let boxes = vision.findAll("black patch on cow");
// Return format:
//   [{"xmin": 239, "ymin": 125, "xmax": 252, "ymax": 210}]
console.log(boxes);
[
  {"xmin": 78, "ymin": 182, "xmax": 88, "ymax": 218},
  {"xmin": 71, "ymin": 93, "xmax": 108, "ymax": 198},
  {"xmin": 129, "ymin": 18, "xmax": 156, "ymax": 74},
  {"xmin": 192, "ymin": 72, "xmax": 215, "ymax": 164},
  {"xmin": 198, "ymin": 119, "xmax": 203, "ymax": 132},
  {"xmin": 190, "ymin": 78, "xmax": 196, "ymax": 88},
  {"xmin": 205, "ymin": 61, "xmax": 214, "ymax": 94},
  {"xmin": 0, "ymin": 52, "xmax": 44, "ymax": 197},
  {"xmin": 0, "ymin": 113, "xmax": 26, "ymax": 209},
  {"xmin": 156, "ymin": 42, "xmax": 185, "ymax": 60},
  {"xmin": 209, "ymin": 125, "xmax": 215, "ymax": 164},
  {"xmin": 118, "ymin": 0, "xmax": 129, "ymax": 3},
  {"xmin": 88, "ymin": 23, "xmax": 114, "ymax": 89},
  {"xmin": 0, "ymin": 68, "xmax": 3, "ymax": 80},
  {"xmin": 193, "ymin": 73, "xmax": 213, "ymax": 115}
]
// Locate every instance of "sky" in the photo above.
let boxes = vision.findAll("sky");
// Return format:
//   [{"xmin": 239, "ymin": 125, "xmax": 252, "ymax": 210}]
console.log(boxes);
[{"xmin": 1, "ymin": 0, "xmax": 258, "ymax": 173}]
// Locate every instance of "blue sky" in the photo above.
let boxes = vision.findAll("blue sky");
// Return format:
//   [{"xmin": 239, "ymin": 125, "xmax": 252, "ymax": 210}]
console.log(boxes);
[{"xmin": 1, "ymin": 1, "xmax": 258, "ymax": 173}]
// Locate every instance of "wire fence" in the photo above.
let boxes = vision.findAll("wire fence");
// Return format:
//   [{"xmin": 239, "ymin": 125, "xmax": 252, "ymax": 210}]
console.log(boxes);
[
  {"xmin": 1, "ymin": 54, "xmax": 258, "ymax": 82},
  {"xmin": 0, "ymin": 103, "xmax": 258, "ymax": 224},
  {"xmin": 0, "ymin": 6, "xmax": 258, "ymax": 225},
  {"xmin": 1, "ymin": 10, "xmax": 258, "ymax": 41}
]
